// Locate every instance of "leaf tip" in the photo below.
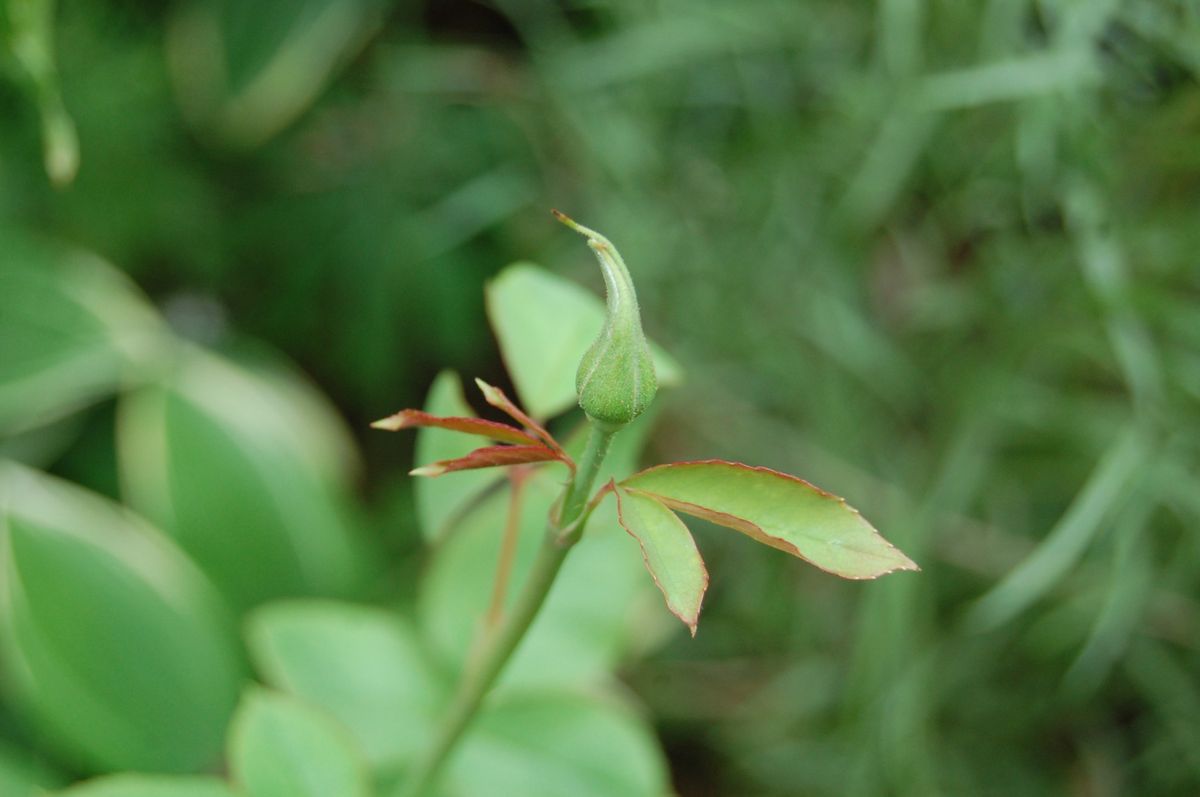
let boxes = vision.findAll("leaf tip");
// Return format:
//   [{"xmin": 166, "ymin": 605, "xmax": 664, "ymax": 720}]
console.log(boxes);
[
  {"xmin": 370, "ymin": 414, "xmax": 404, "ymax": 431},
  {"xmin": 409, "ymin": 464, "xmax": 446, "ymax": 478},
  {"xmin": 473, "ymin": 377, "xmax": 500, "ymax": 402}
]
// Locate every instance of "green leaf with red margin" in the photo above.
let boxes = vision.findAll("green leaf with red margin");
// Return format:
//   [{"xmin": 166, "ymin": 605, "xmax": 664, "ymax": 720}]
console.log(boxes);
[
  {"xmin": 612, "ymin": 484, "xmax": 708, "ymax": 636},
  {"xmin": 621, "ymin": 461, "xmax": 917, "ymax": 579}
]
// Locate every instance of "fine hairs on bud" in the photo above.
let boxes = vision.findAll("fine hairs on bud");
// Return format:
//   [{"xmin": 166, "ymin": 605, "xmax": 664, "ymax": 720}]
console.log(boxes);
[{"xmin": 553, "ymin": 210, "xmax": 657, "ymax": 427}]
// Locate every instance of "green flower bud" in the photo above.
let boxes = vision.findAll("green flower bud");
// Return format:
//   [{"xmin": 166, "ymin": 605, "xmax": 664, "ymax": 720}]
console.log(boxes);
[{"xmin": 554, "ymin": 210, "xmax": 657, "ymax": 428}]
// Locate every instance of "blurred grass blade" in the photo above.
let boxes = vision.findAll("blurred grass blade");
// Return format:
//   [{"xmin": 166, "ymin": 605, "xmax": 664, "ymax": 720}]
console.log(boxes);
[
  {"xmin": 916, "ymin": 50, "xmax": 1100, "ymax": 110},
  {"xmin": 486, "ymin": 263, "xmax": 681, "ymax": 421},
  {"xmin": 0, "ymin": 229, "xmax": 166, "ymax": 435},
  {"xmin": 1063, "ymin": 179, "xmax": 1164, "ymax": 409},
  {"xmin": 1, "ymin": 0, "xmax": 78, "ymax": 184},
  {"xmin": 166, "ymin": 0, "xmax": 384, "ymax": 148},
  {"xmin": 1063, "ymin": 496, "xmax": 1155, "ymax": 696},
  {"xmin": 0, "ymin": 461, "xmax": 244, "ymax": 773},
  {"xmin": 246, "ymin": 600, "xmax": 441, "ymax": 770},
  {"xmin": 228, "ymin": 689, "xmax": 371, "ymax": 797},
  {"xmin": 56, "ymin": 775, "xmax": 239, "ymax": 797},
  {"xmin": 967, "ymin": 425, "xmax": 1149, "ymax": 630}
]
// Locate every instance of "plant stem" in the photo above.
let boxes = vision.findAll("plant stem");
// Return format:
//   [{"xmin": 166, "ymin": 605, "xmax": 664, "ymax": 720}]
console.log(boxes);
[
  {"xmin": 559, "ymin": 422, "xmax": 615, "ymax": 533},
  {"xmin": 396, "ymin": 422, "xmax": 617, "ymax": 797},
  {"xmin": 483, "ymin": 468, "xmax": 530, "ymax": 633}
]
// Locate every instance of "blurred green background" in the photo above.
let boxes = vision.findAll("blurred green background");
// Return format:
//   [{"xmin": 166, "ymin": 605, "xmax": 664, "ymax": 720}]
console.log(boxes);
[{"xmin": 2, "ymin": 0, "xmax": 1200, "ymax": 795}]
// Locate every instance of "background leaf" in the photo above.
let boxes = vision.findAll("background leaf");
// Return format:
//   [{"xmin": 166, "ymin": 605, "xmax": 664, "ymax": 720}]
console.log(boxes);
[
  {"xmin": 623, "ymin": 461, "xmax": 917, "ymax": 579},
  {"xmin": 0, "ymin": 462, "xmax": 243, "ymax": 774},
  {"xmin": 117, "ymin": 348, "xmax": 371, "ymax": 611},
  {"xmin": 613, "ymin": 486, "xmax": 708, "ymax": 635},
  {"xmin": 246, "ymin": 600, "xmax": 442, "ymax": 770},
  {"xmin": 0, "ymin": 739, "xmax": 64, "ymax": 796},
  {"xmin": 228, "ymin": 689, "xmax": 372, "ymax": 797},
  {"xmin": 55, "ymin": 774, "xmax": 239, "ymax": 797},
  {"xmin": 486, "ymin": 263, "xmax": 681, "ymax": 421},
  {"xmin": 0, "ymin": 228, "xmax": 164, "ymax": 435},
  {"xmin": 445, "ymin": 691, "xmax": 669, "ymax": 797}
]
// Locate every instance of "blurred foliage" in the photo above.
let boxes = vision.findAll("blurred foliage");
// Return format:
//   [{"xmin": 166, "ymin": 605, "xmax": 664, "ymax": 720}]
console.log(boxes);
[{"xmin": 1, "ymin": 0, "xmax": 1199, "ymax": 795}]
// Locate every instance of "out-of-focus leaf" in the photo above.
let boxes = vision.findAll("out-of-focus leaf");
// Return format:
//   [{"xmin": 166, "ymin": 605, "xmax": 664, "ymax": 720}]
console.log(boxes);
[
  {"xmin": 117, "ymin": 348, "xmax": 370, "ymax": 611},
  {"xmin": 1, "ymin": 0, "xmax": 79, "ymax": 184},
  {"xmin": 613, "ymin": 485, "xmax": 708, "ymax": 635},
  {"xmin": 0, "ymin": 462, "xmax": 243, "ymax": 774},
  {"xmin": 55, "ymin": 775, "xmax": 238, "ymax": 797},
  {"xmin": 622, "ymin": 461, "xmax": 918, "ymax": 579},
  {"xmin": 419, "ymin": 467, "xmax": 650, "ymax": 692},
  {"xmin": 166, "ymin": 0, "xmax": 385, "ymax": 149},
  {"xmin": 246, "ymin": 600, "xmax": 442, "ymax": 769},
  {"xmin": 228, "ymin": 345, "xmax": 363, "ymax": 488},
  {"xmin": 413, "ymin": 372, "xmax": 504, "ymax": 542},
  {"xmin": 486, "ymin": 263, "xmax": 682, "ymax": 421},
  {"xmin": 228, "ymin": 689, "xmax": 371, "ymax": 797},
  {"xmin": 446, "ymin": 691, "xmax": 669, "ymax": 797},
  {"xmin": 0, "ymin": 740, "xmax": 64, "ymax": 796},
  {"xmin": 0, "ymin": 229, "xmax": 164, "ymax": 435}
]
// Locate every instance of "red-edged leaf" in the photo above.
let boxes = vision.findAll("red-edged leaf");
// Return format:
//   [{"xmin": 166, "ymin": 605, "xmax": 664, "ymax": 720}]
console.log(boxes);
[
  {"xmin": 612, "ymin": 484, "xmax": 708, "ymax": 636},
  {"xmin": 473, "ymin": 379, "xmax": 570, "ymax": 463},
  {"xmin": 621, "ymin": 460, "xmax": 917, "ymax": 580},
  {"xmin": 410, "ymin": 445, "xmax": 561, "ymax": 478},
  {"xmin": 371, "ymin": 409, "xmax": 539, "ymax": 446}
]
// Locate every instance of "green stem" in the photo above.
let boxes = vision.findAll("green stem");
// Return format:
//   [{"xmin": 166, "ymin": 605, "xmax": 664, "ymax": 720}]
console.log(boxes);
[
  {"xmin": 560, "ymin": 422, "xmax": 615, "ymax": 532},
  {"xmin": 396, "ymin": 422, "xmax": 617, "ymax": 797}
]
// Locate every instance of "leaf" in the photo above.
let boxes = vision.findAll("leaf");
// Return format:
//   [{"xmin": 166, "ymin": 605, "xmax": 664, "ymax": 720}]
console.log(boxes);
[
  {"xmin": 2, "ymin": 0, "xmax": 79, "ymax": 184},
  {"xmin": 622, "ymin": 461, "xmax": 918, "ymax": 579},
  {"xmin": 0, "ymin": 462, "xmax": 244, "ymax": 774},
  {"xmin": 419, "ymin": 467, "xmax": 652, "ymax": 692},
  {"xmin": 0, "ymin": 228, "xmax": 164, "ymax": 434},
  {"xmin": 446, "ymin": 692, "xmax": 669, "ymax": 797},
  {"xmin": 372, "ymin": 409, "xmax": 540, "ymax": 446},
  {"xmin": 166, "ymin": 0, "xmax": 385, "ymax": 148},
  {"xmin": 246, "ymin": 600, "xmax": 442, "ymax": 769},
  {"xmin": 486, "ymin": 263, "xmax": 682, "ymax": 420},
  {"xmin": 413, "ymin": 371, "xmax": 504, "ymax": 542},
  {"xmin": 0, "ymin": 740, "xmax": 64, "ymax": 796},
  {"xmin": 228, "ymin": 689, "xmax": 372, "ymax": 797},
  {"xmin": 410, "ymin": 445, "xmax": 562, "ymax": 478},
  {"xmin": 613, "ymin": 485, "xmax": 708, "ymax": 635},
  {"xmin": 117, "ymin": 348, "xmax": 371, "ymax": 610},
  {"xmin": 55, "ymin": 775, "xmax": 238, "ymax": 797}
]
